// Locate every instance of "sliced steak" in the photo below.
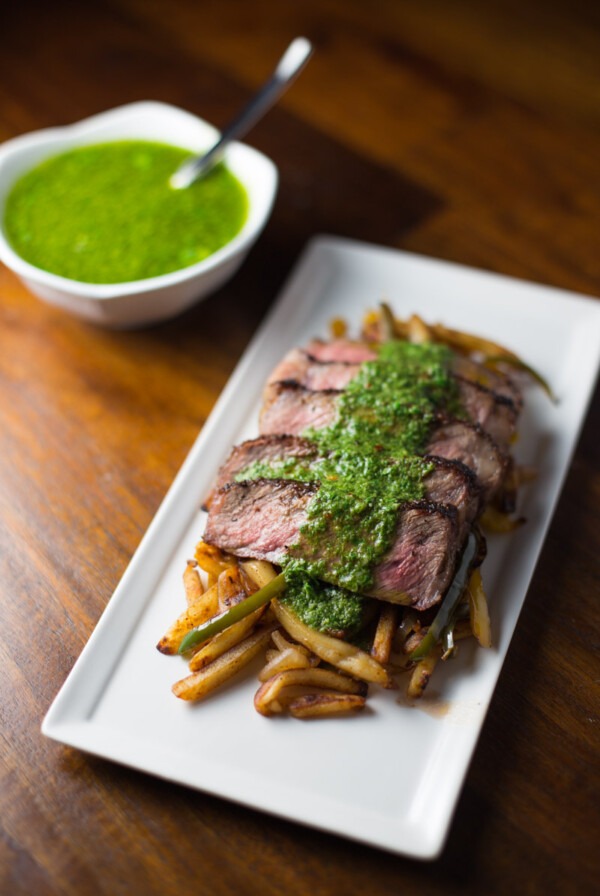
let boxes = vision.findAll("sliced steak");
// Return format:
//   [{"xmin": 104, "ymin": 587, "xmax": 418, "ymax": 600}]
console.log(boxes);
[
  {"xmin": 267, "ymin": 348, "xmax": 362, "ymax": 391},
  {"xmin": 260, "ymin": 382, "xmax": 340, "ymax": 435},
  {"xmin": 426, "ymin": 420, "xmax": 508, "ymax": 501},
  {"xmin": 422, "ymin": 456, "xmax": 480, "ymax": 536},
  {"xmin": 204, "ymin": 479, "xmax": 318, "ymax": 564},
  {"xmin": 453, "ymin": 355, "xmax": 523, "ymax": 409},
  {"xmin": 204, "ymin": 479, "xmax": 461, "ymax": 609},
  {"xmin": 369, "ymin": 502, "xmax": 459, "ymax": 609},
  {"xmin": 454, "ymin": 375, "xmax": 518, "ymax": 448},
  {"xmin": 209, "ymin": 434, "xmax": 318, "ymax": 500},
  {"xmin": 304, "ymin": 339, "xmax": 378, "ymax": 364}
]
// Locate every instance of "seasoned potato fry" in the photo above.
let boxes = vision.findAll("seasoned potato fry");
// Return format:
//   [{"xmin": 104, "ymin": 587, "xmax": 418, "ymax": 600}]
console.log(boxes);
[
  {"xmin": 258, "ymin": 645, "xmax": 319, "ymax": 680},
  {"xmin": 371, "ymin": 604, "xmax": 399, "ymax": 664},
  {"xmin": 407, "ymin": 314, "xmax": 433, "ymax": 344},
  {"xmin": 289, "ymin": 693, "xmax": 367, "ymax": 718},
  {"xmin": 188, "ymin": 606, "xmax": 267, "ymax": 672},
  {"xmin": 272, "ymin": 599, "xmax": 392, "ymax": 687},
  {"xmin": 407, "ymin": 650, "xmax": 440, "ymax": 699},
  {"xmin": 254, "ymin": 667, "xmax": 367, "ymax": 716},
  {"xmin": 172, "ymin": 624, "xmax": 276, "ymax": 701},
  {"xmin": 271, "ymin": 629, "xmax": 312, "ymax": 656},
  {"xmin": 194, "ymin": 541, "xmax": 235, "ymax": 578},
  {"xmin": 217, "ymin": 565, "xmax": 251, "ymax": 611},
  {"xmin": 183, "ymin": 560, "xmax": 204, "ymax": 607},
  {"xmin": 240, "ymin": 559, "xmax": 278, "ymax": 590},
  {"xmin": 156, "ymin": 583, "xmax": 219, "ymax": 655},
  {"xmin": 467, "ymin": 569, "xmax": 492, "ymax": 648}
]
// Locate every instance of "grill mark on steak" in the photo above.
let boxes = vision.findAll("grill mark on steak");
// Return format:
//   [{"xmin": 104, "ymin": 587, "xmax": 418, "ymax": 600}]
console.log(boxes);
[
  {"xmin": 204, "ymin": 478, "xmax": 461, "ymax": 608},
  {"xmin": 303, "ymin": 339, "xmax": 378, "ymax": 363},
  {"xmin": 425, "ymin": 419, "xmax": 508, "ymax": 502},
  {"xmin": 267, "ymin": 348, "xmax": 362, "ymax": 391},
  {"xmin": 453, "ymin": 355, "xmax": 523, "ymax": 409},
  {"xmin": 453, "ymin": 374, "xmax": 518, "ymax": 449}
]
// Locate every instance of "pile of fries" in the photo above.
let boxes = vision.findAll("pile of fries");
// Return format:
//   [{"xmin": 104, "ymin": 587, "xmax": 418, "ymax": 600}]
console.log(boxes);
[
  {"xmin": 156, "ymin": 309, "xmax": 540, "ymax": 719},
  {"xmin": 157, "ymin": 539, "xmax": 493, "ymax": 717}
]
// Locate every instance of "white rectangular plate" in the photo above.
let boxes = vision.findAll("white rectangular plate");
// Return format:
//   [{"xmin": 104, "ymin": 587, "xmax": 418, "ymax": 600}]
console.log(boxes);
[{"xmin": 42, "ymin": 236, "xmax": 600, "ymax": 859}]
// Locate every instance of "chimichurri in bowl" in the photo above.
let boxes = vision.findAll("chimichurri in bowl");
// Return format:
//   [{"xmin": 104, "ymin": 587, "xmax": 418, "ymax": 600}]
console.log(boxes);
[
  {"xmin": 0, "ymin": 102, "xmax": 278, "ymax": 327},
  {"xmin": 5, "ymin": 140, "xmax": 249, "ymax": 284}
]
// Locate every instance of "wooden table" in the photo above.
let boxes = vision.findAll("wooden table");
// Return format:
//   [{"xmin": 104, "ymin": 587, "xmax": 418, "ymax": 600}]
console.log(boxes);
[{"xmin": 1, "ymin": 1, "xmax": 598, "ymax": 893}]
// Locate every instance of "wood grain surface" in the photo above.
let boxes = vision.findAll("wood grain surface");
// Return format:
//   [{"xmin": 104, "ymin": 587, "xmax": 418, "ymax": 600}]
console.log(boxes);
[{"xmin": 1, "ymin": 1, "xmax": 598, "ymax": 894}]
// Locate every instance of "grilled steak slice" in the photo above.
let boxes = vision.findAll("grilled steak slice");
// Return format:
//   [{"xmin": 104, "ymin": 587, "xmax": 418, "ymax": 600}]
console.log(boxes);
[
  {"xmin": 369, "ymin": 502, "xmax": 459, "ymax": 609},
  {"xmin": 425, "ymin": 420, "xmax": 507, "ymax": 501},
  {"xmin": 422, "ymin": 456, "xmax": 480, "ymax": 535},
  {"xmin": 260, "ymin": 373, "xmax": 517, "ymax": 451},
  {"xmin": 204, "ymin": 479, "xmax": 318, "ymax": 564},
  {"xmin": 454, "ymin": 376, "xmax": 518, "ymax": 449},
  {"xmin": 208, "ymin": 434, "xmax": 318, "ymax": 500},
  {"xmin": 204, "ymin": 479, "xmax": 461, "ymax": 608},
  {"xmin": 304, "ymin": 339, "xmax": 378, "ymax": 363},
  {"xmin": 260, "ymin": 382, "xmax": 340, "ymax": 435},
  {"xmin": 453, "ymin": 355, "xmax": 523, "ymax": 409},
  {"xmin": 267, "ymin": 348, "xmax": 362, "ymax": 391}
]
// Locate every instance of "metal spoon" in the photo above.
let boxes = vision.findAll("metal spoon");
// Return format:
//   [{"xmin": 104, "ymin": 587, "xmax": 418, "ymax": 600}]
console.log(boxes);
[{"xmin": 170, "ymin": 37, "xmax": 314, "ymax": 190}]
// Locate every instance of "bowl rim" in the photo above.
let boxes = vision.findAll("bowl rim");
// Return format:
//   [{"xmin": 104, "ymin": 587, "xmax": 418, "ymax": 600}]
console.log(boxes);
[{"xmin": 0, "ymin": 100, "xmax": 278, "ymax": 300}]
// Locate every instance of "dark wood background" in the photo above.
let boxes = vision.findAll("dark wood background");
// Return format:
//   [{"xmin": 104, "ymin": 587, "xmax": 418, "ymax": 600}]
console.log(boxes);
[{"xmin": 1, "ymin": 1, "xmax": 598, "ymax": 894}]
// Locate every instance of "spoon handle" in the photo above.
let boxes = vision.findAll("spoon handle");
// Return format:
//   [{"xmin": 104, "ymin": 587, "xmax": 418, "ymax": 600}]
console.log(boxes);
[{"xmin": 171, "ymin": 37, "xmax": 313, "ymax": 189}]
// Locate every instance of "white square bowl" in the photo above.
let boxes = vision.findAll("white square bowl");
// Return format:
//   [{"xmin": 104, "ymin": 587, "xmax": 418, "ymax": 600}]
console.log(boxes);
[{"xmin": 0, "ymin": 101, "xmax": 278, "ymax": 327}]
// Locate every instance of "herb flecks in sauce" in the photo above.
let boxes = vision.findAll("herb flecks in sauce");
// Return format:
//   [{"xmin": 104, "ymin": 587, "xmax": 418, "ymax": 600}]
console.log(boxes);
[
  {"xmin": 4, "ymin": 141, "xmax": 248, "ymax": 284},
  {"xmin": 238, "ymin": 340, "xmax": 458, "ymax": 631},
  {"xmin": 282, "ymin": 571, "xmax": 369, "ymax": 638}
]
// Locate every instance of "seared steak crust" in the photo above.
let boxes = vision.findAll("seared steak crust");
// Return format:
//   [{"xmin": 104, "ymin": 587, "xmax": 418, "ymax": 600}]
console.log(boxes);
[
  {"xmin": 208, "ymin": 434, "xmax": 317, "ymax": 502},
  {"xmin": 267, "ymin": 348, "xmax": 362, "ymax": 392}
]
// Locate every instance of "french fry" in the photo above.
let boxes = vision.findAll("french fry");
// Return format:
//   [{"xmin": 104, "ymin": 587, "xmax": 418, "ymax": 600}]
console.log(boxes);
[
  {"xmin": 272, "ymin": 599, "xmax": 392, "ymax": 687},
  {"xmin": 172, "ymin": 624, "xmax": 276, "ymax": 702},
  {"xmin": 217, "ymin": 565, "xmax": 251, "ymax": 611},
  {"xmin": 156, "ymin": 582, "xmax": 219, "ymax": 655},
  {"xmin": 407, "ymin": 314, "xmax": 433, "ymax": 344},
  {"xmin": 407, "ymin": 650, "xmax": 440, "ymax": 699},
  {"xmin": 240, "ymin": 559, "xmax": 278, "ymax": 590},
  {"xmin": 194, "ymin": 541, "xmax": 235, "ymax": 578},
  {"xmin": 188, "ymin": 606, "xmax": 268, "ymax": 672},
  {"xmin": 289, "ymin": 693, "xmax": 367, "ymax": 718},
  {"xmin": 254, "ymin": 667, "xmax": 367, "ymax": 716},
  {"xmin": 467, "ymin": 569, "xmax": 492, "ymax": 648},
  {"xmin": 258, "ymin": 645, "xmax": 319, "ymax": 680},
  {"xmin": 371, "ymin": 604, "xmax": 399, "ymax": 664},
  {"xmin": 183, "ymin": 560, "xmax": 204, "ymax": 607}
]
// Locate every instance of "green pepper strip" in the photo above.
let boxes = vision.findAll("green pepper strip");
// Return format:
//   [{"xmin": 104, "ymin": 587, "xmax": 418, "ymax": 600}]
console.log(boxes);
[
  {"xmin": 408, "ymin": 531, "xmax": 478, "ymax": 661},
  {"xmin": 484, "ymin": 354, "xmax": 556, "ymax": 403},
  {"xmin": 178, "ymin": 572, "xmax": 287, "ymax": 654}
]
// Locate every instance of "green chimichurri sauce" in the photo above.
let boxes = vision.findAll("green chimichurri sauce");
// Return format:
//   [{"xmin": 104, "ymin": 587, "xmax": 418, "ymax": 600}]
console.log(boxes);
[
  {"xmin": 4, "ymin": 140, "xmax": 248, "ymax": 284},
  {"xmin": 238, "ymin": 340, "xmax": 459, "ymax": 633}
]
